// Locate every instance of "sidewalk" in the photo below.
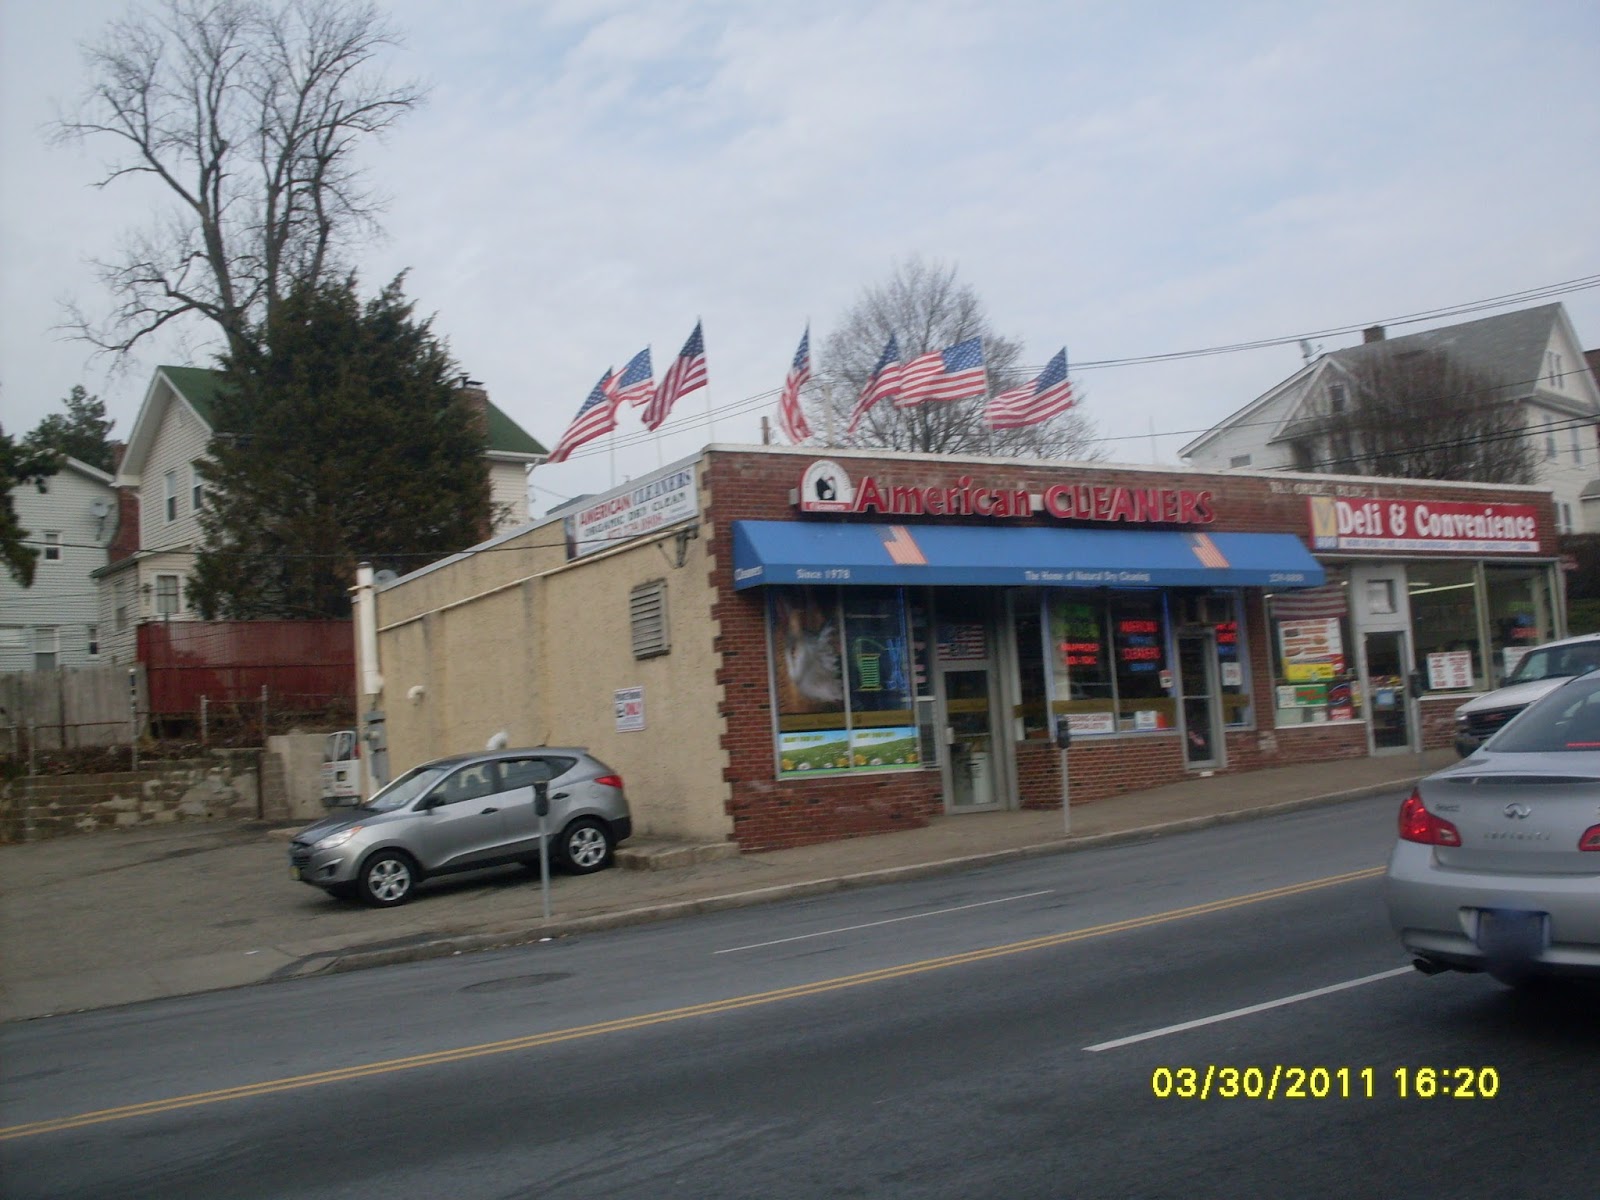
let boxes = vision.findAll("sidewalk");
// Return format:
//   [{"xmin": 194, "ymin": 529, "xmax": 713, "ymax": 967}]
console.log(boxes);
[{"xmin": 0, "ymin": 749, "xmax": 1454, "ymax": 1023}]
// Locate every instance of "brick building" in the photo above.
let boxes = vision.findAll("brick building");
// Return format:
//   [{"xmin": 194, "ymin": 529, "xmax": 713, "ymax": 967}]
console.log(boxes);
[{"xmin": 367, "ymin": 446, "xmax": 1563, "ymax": 853}]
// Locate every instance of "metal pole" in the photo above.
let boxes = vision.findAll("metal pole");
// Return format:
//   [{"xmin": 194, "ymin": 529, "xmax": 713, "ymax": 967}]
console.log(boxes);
[
  {"xmin": 535, "ymin": 780, "xmax": 552, "ymax": 920},
  {"xmin": 200, "ymin": 695, "xmax": 208, "ymax": 746},
  {"xmin": 1056, "ymin": 717, "xmax": 1072, "ymax": 834}
]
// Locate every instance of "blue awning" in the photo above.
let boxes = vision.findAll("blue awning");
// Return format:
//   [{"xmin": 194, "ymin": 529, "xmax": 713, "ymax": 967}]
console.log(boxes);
[{"xmin": 731, "ymin": 521, "xmax": 1324, "ymax": 590}]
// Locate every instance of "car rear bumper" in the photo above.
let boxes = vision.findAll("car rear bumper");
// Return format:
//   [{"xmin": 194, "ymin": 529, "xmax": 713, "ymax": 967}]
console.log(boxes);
[{"xmin": 1385, "ymin": 842, "xmax": 1600, "ymax": 976}]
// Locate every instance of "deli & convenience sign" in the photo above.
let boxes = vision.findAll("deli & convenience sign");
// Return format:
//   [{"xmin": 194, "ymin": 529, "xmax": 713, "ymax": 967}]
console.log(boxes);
[{"xmin": 1307, "ymin": 496, "xmax": 1541, "ymax": 553}]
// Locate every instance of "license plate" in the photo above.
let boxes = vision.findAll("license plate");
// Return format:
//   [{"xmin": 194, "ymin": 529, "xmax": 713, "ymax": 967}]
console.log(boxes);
[
  {"xmin": 290, "ymin": 866, "xmax": 301, "ymax": 881},
  {"xmin": 1475, "ymin": 909, "xmax": 1549, "ymax": 959}
]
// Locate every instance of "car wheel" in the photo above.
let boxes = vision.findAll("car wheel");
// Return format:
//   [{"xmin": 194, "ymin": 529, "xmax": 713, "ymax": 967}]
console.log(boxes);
[
  {"xmin": 557, "ymin": 818, "xmax": 615, "ymax": 874},
  {"xmin": 357, "ymin": 850, "xmax": 419, "ymax": 907}
]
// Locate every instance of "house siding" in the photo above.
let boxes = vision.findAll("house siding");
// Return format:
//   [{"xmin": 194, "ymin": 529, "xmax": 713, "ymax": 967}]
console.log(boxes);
[{"xmin": 0, "ymin": 462, "xmax": 115, "ymax": 672}]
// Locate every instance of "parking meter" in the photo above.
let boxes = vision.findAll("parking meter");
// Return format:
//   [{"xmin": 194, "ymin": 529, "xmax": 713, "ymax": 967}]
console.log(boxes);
[
  {"xmin": 534, "ymin": 780, "xmax": 550, "ymax": 817},
  {"xmin": 1054, "ymin": 718, "xmax": 1072, "ymax": 749}
]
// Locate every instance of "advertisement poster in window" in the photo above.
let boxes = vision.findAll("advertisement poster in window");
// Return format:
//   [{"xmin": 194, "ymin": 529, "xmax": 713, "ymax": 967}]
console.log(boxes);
[
  {"xmin": 849, "ymin": 726, "xmax": 921, "ymax": 769},
  {"xmin": 771, "ymin": 589, "xmax": 846, "ymax": 716},
  {"xmin": 1279, "ymin": 618, "xmax": 1345, "ymax": 677},
  {"xmin": 779, "ymin": 730, "xmax": 853, "ymax": 774},
  {"xmin": 1426, "ymin": 650, "xmax": 1474, "ymax": 690}
]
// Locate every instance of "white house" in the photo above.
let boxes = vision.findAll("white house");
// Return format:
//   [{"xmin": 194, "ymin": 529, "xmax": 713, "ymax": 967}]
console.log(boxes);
[
  {"xmin": 98, "ymin": 365, "xmax": 546, "ymax": 664},
  {"xmin": 1180, "ymin": 303, "xmax": 1600, "ymax": 532},
  {"xmin": 1, "ymin": 456, "xmax": 118, "ymax": 671}
]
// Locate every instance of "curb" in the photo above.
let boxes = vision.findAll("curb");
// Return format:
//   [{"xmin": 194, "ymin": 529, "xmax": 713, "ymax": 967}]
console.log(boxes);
[{"xmin": 294, "ymin": 777, "xmax": 1418, "ymax": 980}]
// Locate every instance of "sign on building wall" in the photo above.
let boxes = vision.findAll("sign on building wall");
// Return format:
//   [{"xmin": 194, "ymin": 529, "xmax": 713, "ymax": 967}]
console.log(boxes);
[
  {"xmin": 566, "ymin": 468, "xmax": 698, "ymax": 559},
  {"xmin": 1308, "ymin": 497, "xmax": 1541, "ymax": 554},
  {"xmin": 614, "ymin": 686, "xmax": 644, "ymax": 732}
]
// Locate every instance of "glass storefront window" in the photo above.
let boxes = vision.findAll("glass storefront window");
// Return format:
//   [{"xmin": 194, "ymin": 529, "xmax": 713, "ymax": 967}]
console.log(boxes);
[
  {"xmin": 770, "ymin": 586, "xmax": 923, "ymax": 776},
  {"xmin": 1214, "ymin": 598, "xmax": 1252, "ymax": 728},
  {"xmin": 1267, "ymin": 572, "xmax": 1363, "ymax": 726},
  {"xmin": 1409, "ymin": 563, "xmax": 1485, "ymax": 691},
  {"xmin": 1484, "ymin": 564, "xmax": 1557, "ymax": 686},
  {"xmin": 1048, "ymin": 592, "xmax": 1173, "ymax": 735},
  {"xmin": 1010, "ymin": 591, "xmax": 1049, "ymax": 741}
]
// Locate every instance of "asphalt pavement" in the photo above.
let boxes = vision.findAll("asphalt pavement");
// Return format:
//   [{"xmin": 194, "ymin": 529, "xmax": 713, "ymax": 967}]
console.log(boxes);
[{"xmin": 0, "ymin": 748, "xmax": 1456, "ymax": 1023}]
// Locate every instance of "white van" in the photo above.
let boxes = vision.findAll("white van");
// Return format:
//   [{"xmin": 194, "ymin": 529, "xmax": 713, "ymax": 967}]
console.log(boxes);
[
  {"xmin": 320, "ymin": 729, "xmax": 363, "ymax": 806},
  {"xmin": 1453, "ymin": 632, "xmax": 1600, "ymax": 755}
]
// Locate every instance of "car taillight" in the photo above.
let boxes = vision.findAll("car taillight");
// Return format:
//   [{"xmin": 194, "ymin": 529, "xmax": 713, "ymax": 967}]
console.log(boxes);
[
  {"xmin": 594, "ymin": 774, "xmax": 624, "ymax": 790},
  {"xmin": 1398, "ymin": 790, "xmax": 1461, "ymax": 846},
  {"xmin": 1580, "ymin": 824, "xmax": 1600, "ymax": 852}
]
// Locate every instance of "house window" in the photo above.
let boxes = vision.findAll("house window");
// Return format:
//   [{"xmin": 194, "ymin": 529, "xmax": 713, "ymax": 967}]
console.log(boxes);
[
  {"xmin": 1546, "ymin": 431, "xmax": 1559, "ymax": 460},
  {"xmin": 87, "ymin": 625, "xmax": 100, "ymax": 657},
  {"xmin": 164, "ymin": 471, "xmax": 178, "ymax": 522},
  {"xmin": 630, "ymin": 580, "xmax": 669, "ymax": 658},
  {"xmin": 34, "ymin": 627, "xmax": 59, "ymax": 672},
  {"xmin": 1573, "ymin": 426, "xmax": 1584, "ymax": 466},
  {"xmin": 1327, "ymin": 382, "xmax": 1348, "ymax": 414},
  {"xmin": 155, "ymin": 574, "xmax": 181, "ymax": 616},
  {"xmin": 1229, "ymin": 454, "xmax": 1252, "ymax": 468},
  {"xmin": 1559, "ymin": 503, "xmax": 1574, "ymax": 534},
  {"xmin": 116, "ymin": 604, "xmax": 129, "ymax": 631},
  {"xmin": 43, "ymin": 531, "xmax": 62, "ymax": 562},
  {"xmin": 1547, "ymin": 352, "xmax": 1564, "ymax": 388},
  {"xmin": 191, "ymin": 464, "xmax": 204, "ymax": 511}
]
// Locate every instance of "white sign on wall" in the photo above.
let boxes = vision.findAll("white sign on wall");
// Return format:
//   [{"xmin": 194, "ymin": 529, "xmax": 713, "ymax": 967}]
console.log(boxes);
[
  {"xmin": 566, "ymin": 467, "xmax": 698, "ymax": 559},
  {"xmin": 614, "ymin": 686, "xmax": 645, "ymax": 732}
]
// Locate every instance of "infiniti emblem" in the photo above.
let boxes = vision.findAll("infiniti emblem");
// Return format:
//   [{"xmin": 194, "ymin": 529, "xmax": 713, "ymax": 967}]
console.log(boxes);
[{"xmin": 1504, "ymin": 803, "xmax": 1532, "ymax": 819}]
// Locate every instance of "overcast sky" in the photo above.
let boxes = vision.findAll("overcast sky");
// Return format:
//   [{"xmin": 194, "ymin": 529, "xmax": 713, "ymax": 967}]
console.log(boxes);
[{"xmin": 4, "ymin": 0, "xmax": 1598, "ymax": 513}]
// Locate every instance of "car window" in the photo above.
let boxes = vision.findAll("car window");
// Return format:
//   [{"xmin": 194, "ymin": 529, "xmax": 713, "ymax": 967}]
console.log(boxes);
[
  {"xmin": 431, "ymin": 764, "xmax": 498, "ymax": 806},
  {"xmin": 1489, "ymin": 678, "xmax": 1600, "ymax": 752},
  {"xmin": 365, "ymin": 765, "xmax": 445, "ymax": 813},
  {"xmin": 499, "ymin": 757, "xmax": 559, "ymax": 789}
]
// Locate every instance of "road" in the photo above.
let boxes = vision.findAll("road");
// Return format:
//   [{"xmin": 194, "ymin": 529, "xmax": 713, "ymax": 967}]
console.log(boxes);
[{"xmin": 2, "ymin": 792, "xmax": 1594, "ymax": 1198}]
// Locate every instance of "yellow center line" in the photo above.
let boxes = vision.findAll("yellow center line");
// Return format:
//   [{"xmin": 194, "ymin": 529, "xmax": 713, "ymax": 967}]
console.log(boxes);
[{"xmin": 1, "ymin": 865, "xmax": 1384, "ymax": 1141}]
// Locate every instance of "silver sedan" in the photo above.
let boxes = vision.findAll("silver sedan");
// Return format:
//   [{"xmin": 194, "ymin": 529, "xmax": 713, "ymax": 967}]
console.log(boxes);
[{"xmin": 1385, "ymin": 672, "xmax": 1600, "ymax": 985}]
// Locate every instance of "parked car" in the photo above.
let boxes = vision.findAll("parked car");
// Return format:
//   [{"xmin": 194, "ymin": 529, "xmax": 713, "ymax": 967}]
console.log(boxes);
[
  {"xmin": 1385, "ymin": 672, "xmax": 1600, "ymax": 985},
  {"xmin": 288, "ymin": 747, "xmax": 632, "ymax": 906},
  {"xmin": 1452, "ymin": 632, "xmax": 1600, "ymax": 756}
]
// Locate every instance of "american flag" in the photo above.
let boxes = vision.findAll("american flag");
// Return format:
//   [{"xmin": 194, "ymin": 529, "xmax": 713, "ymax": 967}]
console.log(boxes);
[
  {"xmin": 547, "ymin": 369, "xmax": 618, "ymax": 463},
  {"xmin": 613, "ymin": 348, "xmax": 654, "ymax": 408},
  {"xmin": 778, "ymin": 327, "xmax": 813, "ymax": 443},
  {"xmin": 643, "ymin": 321, "xmax": 708, "ymax": 431},
  {"xmin": 983, "ymin": 347, "xmax": 1074, "ymax": 429},
  {"xmin": 895, "ymin": 337, "xmax": 986, "ymax": 407},
  {"xmin": 846, "ymin": 334, "xmax": 901, "ymax": 434}
]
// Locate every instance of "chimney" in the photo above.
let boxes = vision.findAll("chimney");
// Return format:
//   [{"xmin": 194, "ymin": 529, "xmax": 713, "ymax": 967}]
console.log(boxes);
[
  {"xmin": 1363, "ymin": 325, "xmax": 1386, "ymax": 344},
  {"xmin": 455, "ymin": 377, "xmax": 489, "ymax": 433}
]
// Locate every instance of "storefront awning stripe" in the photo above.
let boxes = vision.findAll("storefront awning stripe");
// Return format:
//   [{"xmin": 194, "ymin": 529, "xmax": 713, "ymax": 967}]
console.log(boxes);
[{"xmin": 731, "ymin": 521, "xmax": 1325, "ymax": 591}]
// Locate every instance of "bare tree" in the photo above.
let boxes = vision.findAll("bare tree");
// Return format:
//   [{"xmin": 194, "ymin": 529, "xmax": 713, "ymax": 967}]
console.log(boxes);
[
  {"xmin": 52, "ymin": 0, "xmax": 425, "ymax": 361},
  {"xmin": 1288, "ymin": 349, "xmax": 1539, "ymax": 483},
  {"xmin": 815, "ymin": 256, "xmax": 1101, "ymax": 459}
]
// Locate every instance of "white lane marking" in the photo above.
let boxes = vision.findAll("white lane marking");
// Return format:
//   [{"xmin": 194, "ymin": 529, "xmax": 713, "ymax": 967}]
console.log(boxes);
[
  {"xmin": 715, "ymin": 890, "xmax": 1055, "ymax": 954},
  {"xmin": 1083, "ymin": 966, "xmax": 1414, "ymax": 1052}
]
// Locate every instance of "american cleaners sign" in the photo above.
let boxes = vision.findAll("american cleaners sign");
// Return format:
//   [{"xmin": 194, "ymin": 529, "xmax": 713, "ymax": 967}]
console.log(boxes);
[
  {"xmin": 566, "ymin": 467, "xmax": 698, "ymax": 559},
  {"xmin": 796, "ymin": 460, "xmax": 1215, "ymax": 525},
  {"xmin": 1308, "ymin": 496, "xmax": 1541, "ymax": 553}
]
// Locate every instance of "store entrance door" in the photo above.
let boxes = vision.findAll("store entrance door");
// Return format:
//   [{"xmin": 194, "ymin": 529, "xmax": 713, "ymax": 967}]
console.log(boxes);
[
  {"xmin": 940, "ymin": 664, "xmax": 1001, "ymax": 810},
  {"xmin": 1177, "ymin": 630, "xmax": 1223, "ymax": 769},
  {"xmin": 1364, "ymin": 630, "xmax": 1413, "ymax": 752}
]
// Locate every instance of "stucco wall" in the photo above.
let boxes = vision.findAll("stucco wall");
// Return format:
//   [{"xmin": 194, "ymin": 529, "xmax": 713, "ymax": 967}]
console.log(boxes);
[{"xmin": 372, "ymin": 460, "xmax": 730, "ymax": 842}]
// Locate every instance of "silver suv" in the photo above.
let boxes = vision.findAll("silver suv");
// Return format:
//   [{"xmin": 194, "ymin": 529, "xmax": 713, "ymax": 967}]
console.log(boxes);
[{"xmin": 289, "ymin": 747, "xmax": 632, "ymax": 906}]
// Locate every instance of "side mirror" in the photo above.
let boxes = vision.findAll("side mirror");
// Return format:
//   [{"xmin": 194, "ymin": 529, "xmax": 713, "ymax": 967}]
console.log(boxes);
[
  {"xmin": 534, "ymin": 780, "xmax": 550, "ymax": 818},
  {"xmin": 1054, "ymin": 719, "xmax": 1072, "ymax": 749}
]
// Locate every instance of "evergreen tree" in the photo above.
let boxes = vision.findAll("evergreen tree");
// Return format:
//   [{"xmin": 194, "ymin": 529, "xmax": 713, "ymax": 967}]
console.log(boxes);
[
  {"xmin": 25, "ymin": 385, "xmax": 117, "ymax": 472},
  {"xmin": 1, "ymin": 422, "xmax": 63, "ymax": 587},
  {"xmin": 188, "ymin": 275, "xmax": 491, "ymax": 619}
]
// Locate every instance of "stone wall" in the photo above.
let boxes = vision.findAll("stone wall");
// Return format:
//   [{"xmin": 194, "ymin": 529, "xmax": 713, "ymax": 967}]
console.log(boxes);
[{"xmin": 0, "ymin": 752, "xmax": 264, "ymax": 843}]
